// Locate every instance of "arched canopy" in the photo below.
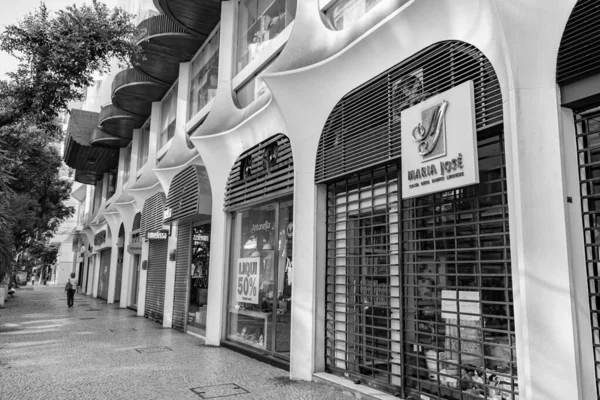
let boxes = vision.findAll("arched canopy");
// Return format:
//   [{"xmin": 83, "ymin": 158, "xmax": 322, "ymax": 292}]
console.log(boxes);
[
  {"xmin": 225, "ymin": 134, "xmax": 294, "ymax": 210},
  {"xmin": 164, "ymin": 165, "xmax": 212, "ymax": 223},
  {"xmin": 315, "ymin": 40, "xmax": 501, "ymax": 183},
  {"xmin": 140, "ymin": 193, "xmax": 166, "ymax": 237}
]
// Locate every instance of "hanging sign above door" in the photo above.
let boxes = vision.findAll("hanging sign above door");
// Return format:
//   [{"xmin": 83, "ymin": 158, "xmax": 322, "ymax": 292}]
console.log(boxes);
[{"xmin": 401, "ymin": 80, "xmax": 479, "ymax": 199}]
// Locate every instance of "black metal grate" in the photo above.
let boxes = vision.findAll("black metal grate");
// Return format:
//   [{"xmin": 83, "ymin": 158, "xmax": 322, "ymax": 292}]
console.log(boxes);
[
  {"xmin": 316, "ymin": 41, "xmax": 502, "ymax": 184},
  {"xmin": 324, "ymin": 131, "xmax": 517, "ymax": 399},
  {"xmin": 140, "ymin": 193, "xmax": 166, "ymax": 237},
  {"xmin": 325, "ymin": 163, "xmax": 402, "ymax": 391},
  {"xmin": 574, "ymin": 108, "xmax": 600, "ymax": 397},
  {"xmin": 165, "ymin": 166, "xmax": 208, "ymax": 223},
  {"xmin": 173, "ymin": 221, "xmax": 192, "ymax": 331},
  {"xmin": 145, "ymin": 238, "xmax": 168, "ymax": 323},
  {"xmin": 557, "ymin": 0, "xmax": 600, "ymax": 85},
  {"xmin": 225, "ymin": 134, "xmax": 294, "ymax": 209}
]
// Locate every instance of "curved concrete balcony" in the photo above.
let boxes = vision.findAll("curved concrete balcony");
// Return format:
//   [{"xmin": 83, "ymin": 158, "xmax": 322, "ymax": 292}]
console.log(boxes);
[
  {"xmin": 135, "ymin": 14, "xmax": 204, "ymax": 84},
  {"xmin": 91, "ymin": 128, "xmax": 131, "ymax": 149},
  {"xmin": 98, "ymin": 104, "xmax": 146, "ymax": 142},
  {"xmin": 154, "ymin": 0, "xmax": 222, "ymax": 39},
  {"xmin": 112, "ymin": 68, "xmax": 169, "ymax": 117}
]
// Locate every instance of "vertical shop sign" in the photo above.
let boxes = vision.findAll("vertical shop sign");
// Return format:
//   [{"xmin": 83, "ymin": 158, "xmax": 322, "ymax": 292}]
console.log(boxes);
[
  {"xmin": 401, "ymin": 80, "xmax": 479, "ymax": 199},
  {"xmin": 236, "ymin": 257, "xmax": 260, "ymax": 304}
]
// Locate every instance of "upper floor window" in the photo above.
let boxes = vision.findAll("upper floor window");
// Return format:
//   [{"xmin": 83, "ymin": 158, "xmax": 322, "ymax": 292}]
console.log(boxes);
[
  {"xmin": 189, "ymin": 29, "xmax": 220, "ymax": 121},
  {"xmin": 107, "ymin": 169, "xmax": 117, "ymax": 200},
  {"xmin": 123, "ymin": 144, "xmax": 132, "ymax": 185},
  {"xmin": 236, "ymin": 0, "xmax": 296, "ymax": 74},
  {"xmin": 137, "ymin": 128, "xmax": 149, "ymax": 172},
  {"xmin": 158, "ymin": 88, "xmax": 177, "ymax": 151},
  {"xmin": 324, "ymin": 0, "xmax": 385, "ymax": 29},
  {"xmin": 235, "ymin": 55, "xmax": 277, "ymax": 108}
]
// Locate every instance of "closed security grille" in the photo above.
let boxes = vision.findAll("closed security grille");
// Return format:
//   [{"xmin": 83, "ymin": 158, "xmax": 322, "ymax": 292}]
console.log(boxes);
[
  {"xmin": 325, "ymin": 132, "xmax": 516, "ymax": 399},
  {"xmin": 165, "ymin": 166, "xmax": 207, "ymax": 223},
  {"xmin": 173, "ymin": 222, "xmax": 192, "ymax": 331},
  {"xmin": 325, "ymin": 163, "xmax": 402, "ymax": 391},
  {"xmin": 557, "ymin": 0, "xmax": 600, "ymax": 85},
  {"xmin": 141, "ymin": 193, "xmax": 166, "ymax": 237},
  {"xmin": 574, "ymin": 108, "xmax": 600, "ymax": 395},
  {"xmin": 145, "ymin": 239, "xmax": 168, "ymax": 323},
  {"xmin": 322, "ymin": 40, "xmax": 516, "ymax": 399},
  {"xmin": 225, "ymin": 134, "xmax": 294, "ymax": 209},
  {"xmin": 316, "ymin": 41, "xmax": 502, "ymax": 183}
]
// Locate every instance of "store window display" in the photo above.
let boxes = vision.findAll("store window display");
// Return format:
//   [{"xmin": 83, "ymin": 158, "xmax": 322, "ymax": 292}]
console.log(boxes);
[
  {"xmin": 188, "ymin": 224, "xmax": 211, "ymax": 335},
  {"xmin": 236, "ymin": 0, "xmax": 296, "ymax": 73},
  {"xmin": 227, "ymin": 200, "xmax": 293, "ymax": 358}
]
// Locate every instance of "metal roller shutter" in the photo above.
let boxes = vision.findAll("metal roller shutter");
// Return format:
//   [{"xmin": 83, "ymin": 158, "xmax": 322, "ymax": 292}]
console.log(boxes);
[
  {"xmin": 145, "ymin": 239, "xmax": 168, "ymax": 323},
  {"xmin": 173, "ymin": 222, "xmax": 192, "ymax": 331},
  {"xmin": 225, "ymin": 134, "xmax": 294, "ymax": 209},
  {"xmin": 574, "ymin": 107, "xmax": 600, "ymax": 394},
  {"xmin": 557, "ymin": 0, "xmax": 600, "ymax": 85},
  {"xmin": 316, "ymin": 41, "xmax": 502, "ymax": 183}
]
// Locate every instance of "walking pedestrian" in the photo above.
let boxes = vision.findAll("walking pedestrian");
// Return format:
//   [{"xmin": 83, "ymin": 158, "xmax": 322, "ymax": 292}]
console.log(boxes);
[
  {"xmin": 65, "ymin": 272, "xmax": 77, "ymax": 307},
  {"xmin": 31, "ymin": 275, "xmax": 35, "ymax": 285}
]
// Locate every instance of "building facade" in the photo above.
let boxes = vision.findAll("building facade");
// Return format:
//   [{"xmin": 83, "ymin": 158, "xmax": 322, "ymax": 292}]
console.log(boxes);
[{"xmin": 63, "ymin": 0, "xmax": 600, "ymax": 399}]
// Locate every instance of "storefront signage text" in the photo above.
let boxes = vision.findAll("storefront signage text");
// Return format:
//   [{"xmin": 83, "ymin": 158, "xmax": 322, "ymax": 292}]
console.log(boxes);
[
  {"xmin": 401, "ymin": 81, "xmax": 479, "ymax": 199},
  {"xmin": 163, "ymin": 208, "xmax": 172, "ymax": 219},
  {"xmin": 146, "ymin": 229, "xmax": 169, "ymax": 240},
  {"xmin": 250, "ymin": 221, "xmax": 271, "ymax": 233},
  {"xmin": 236, "ymin": 257, "xmax": 260, "ymax": 304},
  {"xmin": 127, "ymin": 242, "xmax": 142, "ymax": 255}
]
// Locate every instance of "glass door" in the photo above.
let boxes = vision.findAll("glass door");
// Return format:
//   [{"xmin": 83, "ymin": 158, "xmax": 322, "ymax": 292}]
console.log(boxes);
[
  {"xmin": 188, "ymin": 224, "xmax": 211, "ymax": 336},
  {"xmin": 274, "ymin": 201, "xmax": 293, "ymax": 357}
]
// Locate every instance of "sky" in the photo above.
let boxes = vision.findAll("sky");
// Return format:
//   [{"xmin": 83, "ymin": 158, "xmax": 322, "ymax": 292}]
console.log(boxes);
[{"xmin": 0, "ymin": 0, "xmax": 118, "ymax": 79}]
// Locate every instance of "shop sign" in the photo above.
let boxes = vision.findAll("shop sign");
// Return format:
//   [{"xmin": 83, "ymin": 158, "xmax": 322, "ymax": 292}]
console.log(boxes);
[
  {"xmin": 401, "ymin": 81, "xmax": 479, "ymax": 199},
  {"xmin": 236, "ymin": 257, "xmax": 260, "ymax": 304},
  {"xmin": 163, "ymin": 208, "xmax": 172, "ymax": 220},
  {"xmin": 146, "ymin": 229, "xmax": 169, "ymax": 240},
  {"xmin": 127, "ymin": 242, "xmax": 142, "ymax": 255},
  {"xmin": 193, "ymin": 234, "xmax": 209, "ymax": 242}
]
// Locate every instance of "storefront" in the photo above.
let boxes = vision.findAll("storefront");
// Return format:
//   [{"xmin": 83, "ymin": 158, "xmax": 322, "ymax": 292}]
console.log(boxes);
[
  {"xmin": 224, "ymin": 134, "xmax": 294, "ymax": 364},
  {"xmin": 163, "ymin": 165, "xmax": 212, "ymax": 334},
  {"xmin": 95, "ymin": 229, "xmax": 111, "ymax": 301},
  {"xmin": 140, "ymin": 193, "xmax": 168, "ymax": 323},
  {"xmin": 316, "ymin": 41, "xmax": 517, "ymax": 399},
  {"xmin": 115, "ymin": 224, "xmax": 125, "ymax": 303},
  {"xmin": 127, "ymin": 213, "xmax": 142, "ymax": 310}
]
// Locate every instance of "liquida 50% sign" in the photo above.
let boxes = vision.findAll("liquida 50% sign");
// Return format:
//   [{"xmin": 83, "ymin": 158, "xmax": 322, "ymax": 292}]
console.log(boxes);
[{"xmin": 236, "ymin": 258, "xmax": 260, "ymax": 304}]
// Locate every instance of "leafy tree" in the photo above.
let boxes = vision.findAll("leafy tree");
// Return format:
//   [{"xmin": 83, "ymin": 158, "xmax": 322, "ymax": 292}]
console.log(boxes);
[{"xmin": 0, "ymin": 0, "xmax": 142, "ymax": 129}]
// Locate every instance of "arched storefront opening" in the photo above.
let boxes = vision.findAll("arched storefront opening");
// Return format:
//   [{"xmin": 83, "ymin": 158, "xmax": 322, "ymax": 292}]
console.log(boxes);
[
  {"xmin": 141, "ymin": 193, "xmax": 168, "ymax": 323},
  {"xmin": 128, "ymin": 212, "xmax": 142, "ymax": 310},
  {"xmin": 163, "ymin": 165, "xmax": 212, "ymax": 334},
  {"xmin": 115, "ymin": 223, "xmax": 125, "ymax": 303},
  {"xmin": 315, "ymin": 41, "xmax": 516, "ymax": 399},
  {"xmin": 557, "ymin": 0, "xmax": 600, "ymax": 394},
  {"xmin": 223, "ymin": 133, "xmax": 294, "ymax": 367}
]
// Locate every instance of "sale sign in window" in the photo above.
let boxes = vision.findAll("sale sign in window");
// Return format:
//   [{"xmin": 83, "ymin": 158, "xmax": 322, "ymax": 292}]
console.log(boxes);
[{"xmin": 236, "ymin": 258, "xmax": 260, "ymax": 304}]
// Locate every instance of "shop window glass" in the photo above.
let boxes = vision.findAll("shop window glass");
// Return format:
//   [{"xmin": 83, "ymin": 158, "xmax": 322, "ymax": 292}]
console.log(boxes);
[
  {"xmin": 158, "ymin": 89, "xmax": 177, "ymax": 151},
  {"xmin": 227, "ymin": 199, "xmax": 293, "ymax": 358},
  {"xmin": 123, "ymin": 144, "xmax": 132, "ymax": 185},
  {"xmin": 188, "ymin": 30, "xmax": 220, "ymax": 121},
  {"xmin": 107, "ymin": 169, "xmax": 117, "ymax": 200},
  {"xmin": 189, "ymin": 224, "xmax": 211, "ymax": 335},
  {"xmin": 236, "ymin": 0, "xmax": 296, "ymax": 74},
  {"xmin": 324, "ymin": 0, "xmax": 384, "ymax": 29},
  {"xmin": 137, "ymin": 128, "xmax": 149, "ymax": 172}
]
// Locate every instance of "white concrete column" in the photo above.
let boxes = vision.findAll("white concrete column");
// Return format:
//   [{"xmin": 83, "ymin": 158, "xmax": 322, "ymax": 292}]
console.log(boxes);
[
  {"xmin": 130, "ymin": 129, "xmax": 142, "ymax": 179},
  {"xmin": 92, "ymin": 252, "xmax": 100, "ymax": 298},
  {"xmin": 505, "ymin": 85, "xmax": 582, "ymax": 400},
  {"xmin": 106, "ymin": 245, "xmax": 120, "ymax": 304},
  {"xmin": 163, "ymin": 224, "xmax": 179, "ymax": 328},
  {"xmin": 205, "ymin": 184, "xmax": 229, "ymax": 346},
  {"xmin": 119, "ymin": 244, "xmax": 132, "ymax": 308},
  {"xmin": 137, "ymin": 239, "xmax": 149, "ymax": 317},
  {"xmin": 177, "ymin": 62, "xmax": 191, "ymax": 136},
  {"xmin": 289, "ymin": 138, "xmax": 318, "ymax": 381}
]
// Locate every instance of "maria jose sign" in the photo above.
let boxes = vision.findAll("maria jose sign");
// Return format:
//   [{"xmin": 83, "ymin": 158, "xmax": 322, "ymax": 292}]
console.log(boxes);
[{"xmin": 400, "ymin": 81, "xmax": 479, "ymax": 199}]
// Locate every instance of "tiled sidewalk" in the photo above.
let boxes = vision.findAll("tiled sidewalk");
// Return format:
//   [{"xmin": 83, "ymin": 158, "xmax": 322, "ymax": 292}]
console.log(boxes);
[{"xmin": 0, "ymin": 286, "xmax": 354, "ymax": 400}]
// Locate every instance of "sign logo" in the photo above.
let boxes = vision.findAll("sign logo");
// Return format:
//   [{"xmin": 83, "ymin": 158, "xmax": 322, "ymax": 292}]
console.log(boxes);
[
  {"xmin": 163, "ymin": 208, "xmax": 172, "ymax": 220},
  {"xmin": 146, "ymin": 229, "xmax": 169, "ymax": 240},
  {"xmin": 413, "ymin": 100, "xmax": 448, "ymax": 161},
  {"xmin": 400, "ymin": 81, "xmax": 479, "ymax": 199}
]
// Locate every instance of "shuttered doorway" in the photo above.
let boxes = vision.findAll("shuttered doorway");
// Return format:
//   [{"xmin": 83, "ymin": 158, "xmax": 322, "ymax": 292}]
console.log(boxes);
[
  {"xmin": 173, "ymin": 222, "xmax": 192, "ymax": 331},
  {"xmin": 145, "ymin": 239, "xmax": 168, "ymax": 323}
]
